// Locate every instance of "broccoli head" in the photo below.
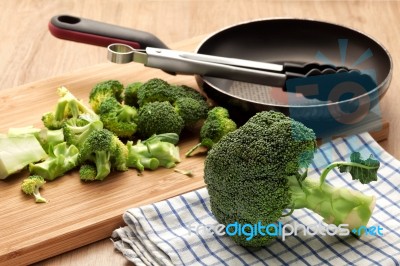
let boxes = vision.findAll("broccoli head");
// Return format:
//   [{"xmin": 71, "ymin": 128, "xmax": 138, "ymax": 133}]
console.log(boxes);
[
  {"xmin": 204, "ymin": 111, "xmax": 379, "ymax": 247},
  {"xmin": 89, "ymin": 80, "xmax": 124, "ymax": 113},
  {"xmin": 21, "ymin": 175, "xmax": 47, "ymax": 203},
  {"xmin": 137, "ymin": 79, "xmax": 207, "ymax": 107},
  {"xmin": 185, "ymin": 107, "xmax": 237, "ymax": 157},
  {"xmin": 137, "ymin": 101, "xmax": 184, "ymax": 139},
  {"xmin": 136, "ymin": 78, "xmax": 174, "ymax": 106},
  {"xmin": 78, "ymin": 129, "xmax": 128, "ymax": 181},
  {"xmin": 29, "ymin": 142, "xmax": 79, "ymax": 181},
  {"xmin": 174, "ymin": 97, "xmax": 209, "ymax": 127},
  {"xmin": 79, "ymin": 164, "xmax": 97, "ymax": 182},
  {"xmin": 42, "ymin": 87, "xmax": 99, "ymax": 129},
  {"xmin": 124, "ymin": 81, "xmax": 142, "ymax": 107},
  {"xmin": 99, "ymin": 97, "xmax": 138, "ymax": 138}
]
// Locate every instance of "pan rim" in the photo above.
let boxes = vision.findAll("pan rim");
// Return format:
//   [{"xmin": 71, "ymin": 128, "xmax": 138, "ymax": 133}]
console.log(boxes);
[{"xmin": 195, "ymin": 17, "xmax": 393, "ymax": 109}]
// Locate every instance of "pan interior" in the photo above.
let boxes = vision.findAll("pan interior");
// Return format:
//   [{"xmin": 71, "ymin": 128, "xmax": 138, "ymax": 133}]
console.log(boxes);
[{"xmin": 197, "ymin": 19, "xmax": 391, "ymax": 107}]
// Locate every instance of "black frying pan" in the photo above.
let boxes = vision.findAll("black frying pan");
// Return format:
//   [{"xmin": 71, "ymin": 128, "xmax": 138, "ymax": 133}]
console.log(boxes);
[{"xmin": 49, "ymin": 15, "xmax": 392, "ymax": 138}]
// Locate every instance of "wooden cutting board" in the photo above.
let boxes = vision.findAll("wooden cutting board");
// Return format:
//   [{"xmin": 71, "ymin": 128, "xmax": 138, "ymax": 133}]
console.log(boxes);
[
  {"xmin": 0, "ymin": 38, "xmax": 211, "ymax": 265},
  {"xmin": 0, "ymin": 35, "xmax": 389, "ymax": 266}
]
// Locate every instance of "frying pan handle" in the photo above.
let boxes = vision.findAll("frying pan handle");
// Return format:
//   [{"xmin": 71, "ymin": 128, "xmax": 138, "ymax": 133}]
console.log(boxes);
[{"xmin": 49, "ymin": 15, "xmax": 169, "ymax": 49}]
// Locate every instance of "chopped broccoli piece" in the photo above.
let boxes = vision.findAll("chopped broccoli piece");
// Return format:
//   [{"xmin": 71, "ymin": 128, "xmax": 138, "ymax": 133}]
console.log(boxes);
[
  {"xmin": 89, "ymin": 80, "xmax": 124, "ymax": 113},
  {"xmin": 78, "ymin": 129, "xmax": 128, "ymax": 181},
  {"xmin": 204, "ymin": 110, "xmax": 379, "ymax": 247},
  {"xmin": 174, "ymin": 97, "xmax": 209, "ymax": 127},
  {"xmin": 79, "ymin": 164, "xmax": 97, "ymax": 181},
  {"xmin": 42, "ymin": 87, "xmax": 99, "ymax": 129},
  {"xmin": 124, "ymin": 82, "xmax": 142, "ymax": 107},
  {"xmin": 0, "ymin": 135, "xmax": 47, "ymax": 179},
  {"xmin": 99, "ymin": 97, "xmax": 138, "ymax": 138},
  {"xmin": 186, "ymin": 107, "xmax": 237, "ymax": 157},
  {"xmin": 8, "ymin": 126, "xmax": 65, "ymax": 154},
  {"xmin": 127, "ymin": 133, "xmax": 181, "ymax": 171},
  {"xmin": 137, "ymin": 101, "xmax": 184, "ymax": 139},
  {"xmin": 21, "ymin": 175, "xmax": 47, "ymax": 203},
  {"xmin": 174, "ymin": 168, "xmax": 193, "ymax": 177},
  {"xmin": 63, "ymin": 117, "xmax": 104, "ymax": 149},
  {"xmin": 29, "ymin": 142, "xmax": 79, "ymax": 181}
]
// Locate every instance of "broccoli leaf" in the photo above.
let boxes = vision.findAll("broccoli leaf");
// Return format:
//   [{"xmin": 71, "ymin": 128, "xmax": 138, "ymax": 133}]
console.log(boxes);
[{"xmin": 338, "ymin": 152, "xmax": 380, "ymax": 184}]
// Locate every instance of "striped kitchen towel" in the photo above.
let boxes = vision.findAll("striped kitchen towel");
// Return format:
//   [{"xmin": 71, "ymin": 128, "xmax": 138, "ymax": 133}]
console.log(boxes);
[{"xmin": 112, "ymin": 132, "xmax": 400, "ymax": 266}]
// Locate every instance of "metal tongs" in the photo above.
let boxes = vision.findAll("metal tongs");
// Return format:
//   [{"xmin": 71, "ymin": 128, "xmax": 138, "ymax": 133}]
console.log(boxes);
[{"xmin": 107, "ymin": 43, "xmax": 351, "ymax": 88}]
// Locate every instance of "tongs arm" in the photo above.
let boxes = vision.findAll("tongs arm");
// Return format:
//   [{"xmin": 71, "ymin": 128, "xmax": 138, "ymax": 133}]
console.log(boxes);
[{"xmin": 108, "ymin": 44, "xmax": 287, "ymax": 87}]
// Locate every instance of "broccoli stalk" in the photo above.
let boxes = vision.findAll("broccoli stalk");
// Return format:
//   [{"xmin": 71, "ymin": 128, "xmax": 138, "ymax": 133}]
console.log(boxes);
[
  {"xmin": 42, "ymin": 86, "xmax": 99, "ymax": 129},
  {"xmin": 204, "ymin": 111, "xmax": 380, "ymax": 247},
  {"xmin": 127, "ymin": 133, "xmax": 181, "ymax": 171},
  {"xmin": 287, "ymin": 152, "xmax": 379, "ymax": 229},
  {"xmin": 29, "ymin": 142, "xmax": 79, "ymax": 181},
  {"xmin": 0, "ymin": 135, "xmax": 48, "ymax": 179},
  {"xmin": 21, "ymin": 175, "xmax": 47, "ymax": 203},
  {"xmin": 7, "ymin": 126, "xmax": 64, "ymax": 154},
  {"xmin": 186, "ymin": 107, "xmax": 237, "ymax": 157}
]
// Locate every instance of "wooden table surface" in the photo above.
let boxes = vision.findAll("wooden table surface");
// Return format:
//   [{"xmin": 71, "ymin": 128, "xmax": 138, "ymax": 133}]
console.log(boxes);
[{"xmin": 1, "ymin": 1, "xmax": 399, "ymax": 265}]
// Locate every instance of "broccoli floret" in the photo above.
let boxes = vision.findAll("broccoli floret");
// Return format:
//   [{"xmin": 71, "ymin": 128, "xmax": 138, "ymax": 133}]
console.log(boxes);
[
  {"xmin": 78, "ymin": 129, "xmax": 128, "ymax": 181},
  {"xmin": 63, "ymin": 117, "xmax": 104, "ymax": 149},
  {"xmin": 79, "ymin": 164, "xmax": 97, "ymax": 181},
  {"xmin": 136, "ymin": 78, "xmax": 173, "ymax": 106},
  {"xmin": 171, "ymin": 84, "xmax": 207, "ymax": 102},
  {"xmin": 0, "ymin": 135, "xmax": 47, "ymax": 180},
  {"xmin": 29, "ymin": 142, "xmax": 79, "ymax": 181},
  {"xmin": 99, "ymin": 97, "xmax": 138, "ymax": 138},
  {"xmin": 186, "ymin": 107, "xmax": 237, "ymax": 157},
  {"xmin": 21, "ymin": 175, "xmax": 47, "ymax": 203},
  {"xmin": 7, "ymin": 126, "xmax": 64, "ymax": 154},
  {"xmin": 42, "ymin": 87, "xmax": 99, "ymax": 129},
  {"xmin": 204, "ymin": 110, "xmax": 379, "ymax": 247},
  {"xmin": 89, "ymin": 80, "xmax": 124, "ymax": 113},
  {"xmin": 126, "ymin": 133, "xmax": 181, "ymax": 171},
  {"xmin": 124, "ymin": 82, "xmax": 142, "ymax": 107},
  {"xmin": 174, "ymin": 97, "xmax": 209, "ymax": 127},
  {"xmin": 137, "ymin": 79, "xmax": 207, "ymax": 107},
  {"xmin": 137, "ymin": 101, "xmax": 184, "ymax": 139}
]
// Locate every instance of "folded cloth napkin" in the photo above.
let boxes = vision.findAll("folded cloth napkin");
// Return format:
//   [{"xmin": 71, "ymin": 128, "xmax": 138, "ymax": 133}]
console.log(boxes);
[{"xmin": 112, "ymin": 133, "xmax": 400, "ymax": 266}]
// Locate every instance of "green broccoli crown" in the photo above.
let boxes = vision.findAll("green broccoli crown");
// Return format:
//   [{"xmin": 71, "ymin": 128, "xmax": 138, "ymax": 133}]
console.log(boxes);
[
  {"xmin": 137, "ymin": 79, "xmax": 206, "ymax": 107},
  {"xmin": 137, "ymin": 78, "xmax": 173, "ymax": 106},
  {"xmin": 42, "ymin": 87, "xmax": 99, "ymax": 130},
  {"xmin": 29, "ymin": 142, "xmax": 80, "ymax": 181},
  {"xmin": 79, "ymin": 164, "xmax": 97, "ymax": 181},
  {"xmin": 174, "ymin": 97, "xmax": 209, "ymax": 127},
  {"xmin": 21, "ymin": 175, "xmax": 47, "ymax": 203},
  {"xmin": 89, "ymin": 80, "xmax": 124, "ymax": 113},
  {"xmin": 99, "ymin": 97, "xmax": 138, "ymax": 138},
  {"xmin": 124, "ymin": 82, "xmax": 142, "ymax": 107},
  {"xmin": 78, "ymin": 129, "xmax": 128, "ymax": 180},
  {"xmin": 185, "ymin": 107, "xmax": 237, "ymax": 157},
  {"xmin": 204, "ymin": 110, "xmax": 316, "ymax": 246},
  {"xmin": 200, "ymin": 107, "xmax": 237, "ymax": 148},
  {"xmin": 63, "ymin": 117, "xmax": 104, "ymax": 149},
  {"xmin": 137, "ymin": 101, "xmax": 184, "ymax": 139}
]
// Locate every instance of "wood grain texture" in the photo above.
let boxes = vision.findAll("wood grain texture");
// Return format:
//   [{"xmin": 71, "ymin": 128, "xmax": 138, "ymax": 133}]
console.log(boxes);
[
  {"xmin": 0, "ymin": 61, "xmax": 207, "ymax": 266},
  {"xmin": 0, "ymin": 1, "xmax": 399, "ymax": 265}
]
